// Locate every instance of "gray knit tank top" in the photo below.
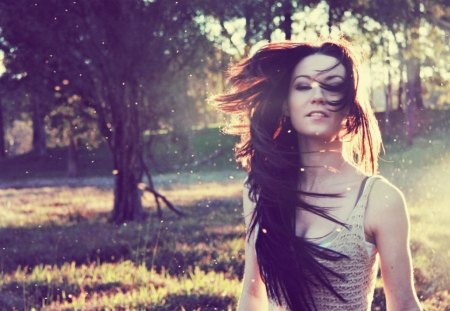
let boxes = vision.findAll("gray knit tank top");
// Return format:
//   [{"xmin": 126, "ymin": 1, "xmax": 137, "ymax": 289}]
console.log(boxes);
[{"xmin": 268, "ymin": 175, "xmax": 381, "ymax": 311}]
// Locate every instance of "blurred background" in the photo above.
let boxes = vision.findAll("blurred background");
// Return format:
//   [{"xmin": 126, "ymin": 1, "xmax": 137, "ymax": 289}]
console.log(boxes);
[{"xmin": 0, "ymin": 0, "xmax": 448, "ymax": 310}]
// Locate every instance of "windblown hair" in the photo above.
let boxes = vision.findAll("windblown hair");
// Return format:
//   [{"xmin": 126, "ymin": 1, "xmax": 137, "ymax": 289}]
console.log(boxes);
[{"xmin": 215, "ymin": 40, "xmax": 382, "ymax": 310}]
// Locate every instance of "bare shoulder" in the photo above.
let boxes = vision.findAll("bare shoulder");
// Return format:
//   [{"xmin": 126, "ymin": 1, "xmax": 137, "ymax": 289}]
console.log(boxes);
[
  {"xmin": 365, "ymin": 176, "xmax": 409, "ymax": 236},
  {"xmin": 371, "ymin": 176, "xmax": 406, "ymax": 208}
]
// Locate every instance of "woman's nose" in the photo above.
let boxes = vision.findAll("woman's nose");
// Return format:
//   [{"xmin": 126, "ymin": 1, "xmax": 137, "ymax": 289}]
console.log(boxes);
[{"xmin": 310, "ymin": 83, "xmax": 325, "ymax": 104}]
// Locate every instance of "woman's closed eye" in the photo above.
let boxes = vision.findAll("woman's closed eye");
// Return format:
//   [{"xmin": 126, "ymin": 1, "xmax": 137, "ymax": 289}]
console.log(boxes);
[
  {"xmin": 321, "ymin": 82, "xmax": 345, "ymax": 92},
  {"xmin": 294, "ymin": 82, "xmax": 343, "ymax": 93},
  {"xmin": 295, "ymin": 84, "xmax": 312, "ymax": 91}
]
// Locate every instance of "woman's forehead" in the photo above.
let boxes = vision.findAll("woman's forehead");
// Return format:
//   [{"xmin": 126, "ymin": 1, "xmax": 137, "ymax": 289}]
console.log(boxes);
[{"xmin": 291, "ymin": 54, "xmax": 346, "ymax": 80}]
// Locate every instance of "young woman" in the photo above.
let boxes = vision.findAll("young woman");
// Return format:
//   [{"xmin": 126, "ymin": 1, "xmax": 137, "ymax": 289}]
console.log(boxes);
[{"xmin": 215, "ymin": 41, "xmax": 422, "ymax": 311}]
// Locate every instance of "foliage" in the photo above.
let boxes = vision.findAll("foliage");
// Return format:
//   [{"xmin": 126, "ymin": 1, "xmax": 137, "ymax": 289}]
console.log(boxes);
[
  {"xmin": 0, "ymin": 0, "xmax": 227, "ymax": 221},
  {"xmin": 0, "ymin": 126, "xmax": 237, "ymax": 180}
]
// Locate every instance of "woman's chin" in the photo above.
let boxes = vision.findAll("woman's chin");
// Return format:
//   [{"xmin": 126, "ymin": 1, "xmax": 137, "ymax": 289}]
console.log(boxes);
[{"xmin": 298, "ymin": 131, "xmax": 339, "ymax": 143}]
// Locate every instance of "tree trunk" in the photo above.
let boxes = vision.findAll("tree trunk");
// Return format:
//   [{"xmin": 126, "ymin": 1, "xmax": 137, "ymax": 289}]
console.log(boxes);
[
  {"xmin": 67, "ymin": 129, "xmax": 79, "ymax": 177},
  {"xmin": 392, "ymin": 25, "xmax": 405, "ymax": 112},
  {"xmin": 405, "ymin": 57, "xmax": 422, "ymax": 145},
  {"xmin": 405, "ymin": 57, "xmax": 424, "ymax": 109},
  {"xmin": 110, "ymin": 86, "xmax": 145, "ymax": 223},
  {"xmin": 243, "ymin": 5, "xmax": 253, "ymax": 57},
  {"xmin": 384, "ymin": 40, "xmax": 393, "ymax": 137},
  {"xmin": 404, "ymin": 10, "xmax": 423, "ymax": 145},
  {"xmin": 32, "ymin": 98, "xmax": 47, "ymax": 156},
  {"xmin": 281, "ymin": 1, "xmax": 293, "ymax": 40},
  {"xmin": 263, "ymin": 1, "xmax": 275, "ymax": 42},
  {"xmin": 0, "ymin": 100, "xmax": 6, "ymax": 158},
  {"xmin": 405, "ymin": 23, "xmax": 423, "ymax": 144},
  {"xmin": 327, "ymin": 4, "xmax": 333, "ymax": 34},
  {"xmin": 397, "ymin": 70, "xmax": 404, "ymax": 112},
  {"xmin": 384, "ymin": 72, "xmax": 393, "ymax": 138}
]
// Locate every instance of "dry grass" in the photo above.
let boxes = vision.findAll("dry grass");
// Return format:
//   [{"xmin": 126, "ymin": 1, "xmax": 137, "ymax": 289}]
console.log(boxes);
[
  {"xmin": 0, "ymin": 172, "xmax": 246, "ymax": 310},
  {"xmin": 0, "ymin": 128, "xmax": 449, "ymax": 310}
]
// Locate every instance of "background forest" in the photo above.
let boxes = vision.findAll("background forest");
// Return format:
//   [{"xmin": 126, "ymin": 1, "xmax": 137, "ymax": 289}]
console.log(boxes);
[{"xmin": 0, "ymin": 0, "xmax": 449, "ymax": 310}]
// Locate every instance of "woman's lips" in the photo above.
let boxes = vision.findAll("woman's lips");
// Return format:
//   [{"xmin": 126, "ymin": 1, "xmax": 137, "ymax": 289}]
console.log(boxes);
[{"xmin": 306, "ymin": 111, "xmax": 329, "ymax": 120}]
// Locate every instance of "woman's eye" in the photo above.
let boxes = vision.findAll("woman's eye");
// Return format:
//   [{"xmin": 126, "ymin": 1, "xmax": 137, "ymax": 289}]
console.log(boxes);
[
  {"xmin": 325, "ymin": 82, "xmax": 344, "ymax": 90},
  {"xmin": 295, "ymin": 85, "xmax": 311, "ymax": 91}
]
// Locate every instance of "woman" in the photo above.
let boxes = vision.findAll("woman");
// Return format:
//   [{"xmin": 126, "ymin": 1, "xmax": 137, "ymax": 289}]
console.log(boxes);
[{"xmin": 215, "ymin": 41, "xmax": 422, "ymax": 311}]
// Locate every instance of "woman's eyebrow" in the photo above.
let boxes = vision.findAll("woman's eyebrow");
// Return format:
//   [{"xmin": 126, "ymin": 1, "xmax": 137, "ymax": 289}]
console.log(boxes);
[
  {"xmin": 290, "ymin": 75, "xmax": 312, "ymax": 86},
  {"xmin": 292, "ymin": 75, "xmax": 311, "ymax": 81},
  {"xmin": 291, "ymin": 74, "xmax": 344, "ymax": 83}
]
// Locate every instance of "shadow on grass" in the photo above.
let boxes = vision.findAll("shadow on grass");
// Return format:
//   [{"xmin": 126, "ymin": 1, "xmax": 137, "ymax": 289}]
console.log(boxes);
[
  {"xmin": 0, "ymin": 280, "xmax": 126, "ymax": 310},
  {"xmin": 0, "ymin": 198, "xmax": 244, "ymax": 276},
  {"xmin": 0, "ymin": 219, "xmax": 131, "ymax": 274},
  {"xmin": 0, "ymin": 196, "xmax": 244, "ymax": 309},
  {"xmin": 153, "ymin": 293, "xmax": 236, "ymax": 311}
]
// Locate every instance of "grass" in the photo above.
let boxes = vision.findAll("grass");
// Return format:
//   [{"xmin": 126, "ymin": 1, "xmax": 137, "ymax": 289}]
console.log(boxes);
[
  {"xmin": 0, "ymin": 110, "xmax": 449, "ymax": 310},
  {"xmin": 0, "ymin": 178, "xmax": 246, "ymax": 310},
  {"xmin": 1, "ymin": 262, "xmax": 239, "ymax": 310},
  {"xmin": 377, "ymin": 126, "xmax": 450, "ymax": 311},
  {"xmin": 380, "ymin": 132, "xmax": 450, "ymax": 297}
]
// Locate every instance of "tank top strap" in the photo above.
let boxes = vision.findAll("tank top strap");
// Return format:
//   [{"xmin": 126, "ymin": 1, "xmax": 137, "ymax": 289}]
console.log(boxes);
[{"xmin": 358, "ymin": 175, "xmax": 383, "ymax": 210}]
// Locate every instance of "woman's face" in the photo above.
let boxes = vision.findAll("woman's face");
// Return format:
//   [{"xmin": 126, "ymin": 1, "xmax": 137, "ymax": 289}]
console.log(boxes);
[{"xmin": 286, "ymin": 53, "xmax": 349, "ymax": 141}]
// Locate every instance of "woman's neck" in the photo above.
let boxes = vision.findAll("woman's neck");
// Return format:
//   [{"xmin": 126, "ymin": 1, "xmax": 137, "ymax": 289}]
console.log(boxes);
[{"xmin": 298, "ymin": 136, "xmax": 347, "ymax": 187}]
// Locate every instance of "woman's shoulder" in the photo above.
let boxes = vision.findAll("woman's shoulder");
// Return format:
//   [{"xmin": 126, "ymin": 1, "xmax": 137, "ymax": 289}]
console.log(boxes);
[
  {"xmin": 368, "ymin": 174, "xmax": 406, "ymax": 204},
  {"xmin": 365, "ymin": 174, "xmax": 408, "ymax": 233},
  {"xmin": 344, "ymin": 166, "xmax": 404, "ymax": 203}
]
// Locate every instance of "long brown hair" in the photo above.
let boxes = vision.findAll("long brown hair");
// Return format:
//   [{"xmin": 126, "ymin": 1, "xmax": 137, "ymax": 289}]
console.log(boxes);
[{"xmin": 215, "ymin": 40, "xmax": 382, "ymax": 310}]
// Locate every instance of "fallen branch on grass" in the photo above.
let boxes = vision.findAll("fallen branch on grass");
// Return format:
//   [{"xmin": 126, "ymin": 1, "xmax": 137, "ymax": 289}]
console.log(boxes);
[{"xmin": 142, "ymin": 160, "xmax": 185, "ymax": 219}]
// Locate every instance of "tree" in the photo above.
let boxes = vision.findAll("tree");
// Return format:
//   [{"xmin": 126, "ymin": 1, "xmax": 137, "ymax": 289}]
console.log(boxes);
[
  {"xmin": 280, "ymin": 0, "xmax": 294, "ymax": 39},
  {"xmin": 0, "ymin": 76, "xmax": 10, "ymax": 158},
  {"xmin": 331, "ymin": 0, "xmax": 447, "ymax": 143},
  {"xmin": 0, "ymin": 73, "xmax": 24, "ymax": 157},
  {"xmin": 199, "ymin": 0, "xmax": 281, "ymax": 57},
  {"xmin": 0, "ymin": 0, "xmax": 213, "ymax": 222},
  {"xmin": 0, "ymin": 33, "xmax": 56, "ymax": 156},
  {"xmin": 48, "ymin": 93, "xmax": 100, "ymax": 177}
]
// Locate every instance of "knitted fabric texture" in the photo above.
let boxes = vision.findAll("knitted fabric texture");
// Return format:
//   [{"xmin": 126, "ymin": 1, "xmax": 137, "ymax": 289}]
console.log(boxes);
[{"xmin": 268, "ymin": 175, "xmax": 381, "ymax": 311}]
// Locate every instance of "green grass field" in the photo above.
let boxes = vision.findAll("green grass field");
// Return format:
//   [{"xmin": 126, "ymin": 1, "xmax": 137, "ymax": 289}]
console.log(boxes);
[{"xmin": 0, "ymin": 111, "xmax": 449, "ymax": 310}]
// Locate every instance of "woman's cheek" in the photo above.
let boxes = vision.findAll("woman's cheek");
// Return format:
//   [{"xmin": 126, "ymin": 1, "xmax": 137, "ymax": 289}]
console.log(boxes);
[
  {"xmin": 287, "ymin": 97, "xmax": 309, "ymax": 134},
  {"xmin": 287, "ymin": 95, "xmax": 306, "ymax": 118}
]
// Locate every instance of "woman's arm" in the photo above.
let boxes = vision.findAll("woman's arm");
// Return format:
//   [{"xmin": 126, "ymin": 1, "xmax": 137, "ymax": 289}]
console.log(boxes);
[
  {"xmin": 237, "ymin": 184, "xmax": 269, "ymax": 311},
  {"xmin": 366, "ymin": 178, "xmax": 422, "ymax": 311}
]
